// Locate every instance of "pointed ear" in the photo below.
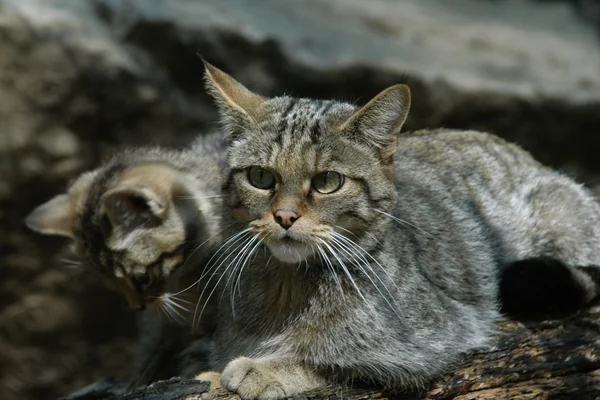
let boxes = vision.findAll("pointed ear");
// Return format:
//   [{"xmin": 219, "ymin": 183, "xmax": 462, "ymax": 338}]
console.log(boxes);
[
  {"xmin": 337, "ymin": 84, "xmax": 411, "ymax": 158},
  {"xmin": 203, "ymin": 60, "xmax": 266, "ymax": 137},
  {"xmin": 25, "ymin": 194, "xmax": 78, "ymax": 239},
  {"xmin": 100, "ymin": 164, "xmax": 177, "ymax": 232},
  {"xmin": 101, "ymin": 187, "xmax": 168, "ymax": 232}
]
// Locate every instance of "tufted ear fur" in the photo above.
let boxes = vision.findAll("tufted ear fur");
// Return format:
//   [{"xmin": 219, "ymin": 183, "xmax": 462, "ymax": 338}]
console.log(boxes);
[
  {"xmin": 337, "ymin": 84, "xmax": 411, "ymax": 159},
  {"xmin": 203, "ymin": 61, "xmax": 266, "ymax": 140}
]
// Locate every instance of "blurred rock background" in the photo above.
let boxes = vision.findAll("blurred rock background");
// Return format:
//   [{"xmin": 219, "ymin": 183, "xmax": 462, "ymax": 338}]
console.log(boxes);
[{"xmin": 0, "ymin": 0, "xmax": 599, "ymax": 399}]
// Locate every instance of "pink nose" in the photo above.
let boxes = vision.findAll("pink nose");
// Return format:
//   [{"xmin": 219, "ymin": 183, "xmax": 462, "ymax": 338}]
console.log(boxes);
[{"xmin": 274, "ymin": 209, "xmax": 300, "ymax": 229}]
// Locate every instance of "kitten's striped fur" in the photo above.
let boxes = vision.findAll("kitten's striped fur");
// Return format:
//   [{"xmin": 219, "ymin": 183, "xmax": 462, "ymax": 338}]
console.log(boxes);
[
  {"xmin": 202, "ymin": 62, "xmax": 600, "ymax": 399},
  {"xmin": 26, "ymin": 132, "xmax": 227, "ymax": 384}
]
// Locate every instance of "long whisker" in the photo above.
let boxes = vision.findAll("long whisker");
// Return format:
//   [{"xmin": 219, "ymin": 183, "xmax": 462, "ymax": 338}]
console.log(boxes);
[
  {"xmin": 222, "ymin": 235, "xmax": 259, "ymax": 302},
  {"xmin": 316, "ymin": 244, "xmax": 344, "ymax": 296},
  {"xmin": 193, "ymin": 232, "xmax": 256, "ymax": 327},
  {"xmin": 329, "ymin": 233, "xmax": 403, "ymax": 319},
  {"xmin": 171, "ymin": 227, "xmax": 252, "ymax": 297},
  {"xmin": 318, "ymin": 238, "xmax": 368, "ymax": 305},
  {"xmin": 181, "ymin": 220, "xmax": 239, "ymax": 270},
  {"xmin": 164, "ymin": 299, "xmax": 186, "ymax": 323},
  {"xmin": 231, "ymin": 234, "xmax": 264, "ymax": 319},
  {"xmin": 372, "ymin": 208, "xmax": 436, "ymax": 239}
]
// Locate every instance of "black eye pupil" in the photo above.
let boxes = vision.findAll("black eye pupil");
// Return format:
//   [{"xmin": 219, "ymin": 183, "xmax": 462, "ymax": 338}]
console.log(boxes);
[
  {"xmin": 248, "ymin": 166, "xmax": 275, "ymax": 189},
  {"xmin": 312, "ymin": 171, "xmax": 343, "ymax": 194}
]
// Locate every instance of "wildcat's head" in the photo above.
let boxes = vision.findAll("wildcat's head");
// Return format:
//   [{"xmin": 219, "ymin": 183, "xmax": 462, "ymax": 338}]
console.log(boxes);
[
  {"xmin": 204, "ymin": 62, "xmax": 410, "ymax": 264},
  {"xmin": 25, "ymin": 150, "xmax": 220, "ymax": 312}
]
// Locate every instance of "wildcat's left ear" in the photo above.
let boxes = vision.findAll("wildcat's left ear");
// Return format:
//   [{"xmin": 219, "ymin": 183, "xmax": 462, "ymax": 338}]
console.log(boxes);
[
  {"xmin": 337, "ymin": 84, "xmax": 411, "ymax": 158},
  {"xmin": 203, "ymin": 60, "xmax": 266, "ymax": 137}
]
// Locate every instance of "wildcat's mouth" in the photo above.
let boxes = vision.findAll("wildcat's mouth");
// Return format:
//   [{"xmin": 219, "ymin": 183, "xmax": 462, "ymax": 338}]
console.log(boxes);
[{"xmin": 266, "ymin": 235, "xmax": 315, "ymax": 264}]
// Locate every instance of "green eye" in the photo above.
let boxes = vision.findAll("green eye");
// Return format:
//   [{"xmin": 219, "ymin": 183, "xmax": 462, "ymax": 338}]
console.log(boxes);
[
  {"xmin": 311, "ymin": 171, "xmax": 344, "ymax": 194},
  {"xmin": 248, "ymin": 166, "xmax": 275, "ymax": 189}
]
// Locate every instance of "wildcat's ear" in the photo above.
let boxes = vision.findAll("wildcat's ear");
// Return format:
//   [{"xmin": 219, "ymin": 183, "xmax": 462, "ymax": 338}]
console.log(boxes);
[
  {"xmin": 203, "ymin": 60, "xmax": 266, "ymax": 138},
  {"xmin": 337, "ymin": 84, "xmax": 411, "ymax": 158},
  {"xmin": 101, "ymin": 164, "xmax": 176, "ymax": 232},
  {"xmin": 25, "ymin": 194, "xmax": 78, "ymax": 239}
]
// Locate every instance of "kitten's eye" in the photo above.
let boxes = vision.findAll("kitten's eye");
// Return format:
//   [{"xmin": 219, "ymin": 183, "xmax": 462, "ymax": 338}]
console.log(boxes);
[
  {"xmin": 311, "ymin": 171, "xmax": 344, "ymax": 194},
  {"xmin": 248, "ymin": 166, "xmax": 275, "ymax": 189}
]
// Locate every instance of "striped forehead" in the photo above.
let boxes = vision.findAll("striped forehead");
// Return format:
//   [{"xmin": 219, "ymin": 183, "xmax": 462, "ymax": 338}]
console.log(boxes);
[{"xmin": 272, "ymin": 97, "xmax": 337, "ymax": 147}]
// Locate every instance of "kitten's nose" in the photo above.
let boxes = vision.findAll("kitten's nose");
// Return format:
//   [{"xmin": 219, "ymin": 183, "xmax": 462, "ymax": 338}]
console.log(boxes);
[
  {"xmin": 133, "ymin": 272, "xmax": 151, "ymax": 286},
  {"xmin": 274, "ymin": 209, "xmax": 300, "ymax": 230}
]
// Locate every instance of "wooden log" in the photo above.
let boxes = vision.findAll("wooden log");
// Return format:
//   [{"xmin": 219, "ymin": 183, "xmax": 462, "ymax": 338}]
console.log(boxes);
[{"xmin": 61, "ymin": 309, "xmax": 600, "ymax": 400}]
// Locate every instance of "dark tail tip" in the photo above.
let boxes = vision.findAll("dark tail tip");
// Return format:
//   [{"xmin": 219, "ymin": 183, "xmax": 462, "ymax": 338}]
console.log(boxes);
[{"xmin": 499, "ymin": 257, "xmax": 595, "ymax": 319}]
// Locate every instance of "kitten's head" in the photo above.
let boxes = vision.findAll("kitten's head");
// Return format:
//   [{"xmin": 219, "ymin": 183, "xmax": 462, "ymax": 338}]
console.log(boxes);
[
  {"xmin": 204, "ymin": 62, "xmax": 410, "ymax": 264},
  {"xmin": 26, "ymin": 153, "xmax": 216, "ymax": 311}
]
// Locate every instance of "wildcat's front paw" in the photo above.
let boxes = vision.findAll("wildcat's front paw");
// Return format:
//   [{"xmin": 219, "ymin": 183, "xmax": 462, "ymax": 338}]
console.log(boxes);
[{"xmin": 221, "ymin": 357, "xmax": 286, "ymax": 400}]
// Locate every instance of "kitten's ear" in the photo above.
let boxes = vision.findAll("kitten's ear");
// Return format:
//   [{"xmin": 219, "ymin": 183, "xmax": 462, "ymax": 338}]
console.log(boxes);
[
  {"xmin": 25, "ymin": 171, "xmax": 97, "ymax": 238},
  {"xmin": 203, "ymin": 61, "xmax": 265, "ymax": 137},
  {"xmin": 101, "ymin": 164, "xmax": 176, "ymax": 231},
  {"xmin": 338, "ymin": 84, "xmax": 411, "ymax": 158},
  {"xmin": 101, "ymin": 187, "xmax": 168, "ymax": 231},
  {"xmin": 25, "ymin": 194, "xmax": 78, "ymax": 239}
]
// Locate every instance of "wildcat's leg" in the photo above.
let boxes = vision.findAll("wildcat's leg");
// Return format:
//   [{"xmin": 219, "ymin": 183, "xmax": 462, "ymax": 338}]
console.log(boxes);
[
  {"xmin": 220, "ymin": 357, "xmax": 326, "ymax": 400},
  {"xmin": 500, "ymin": 175, "xmax": 600, "ymax": 317}
]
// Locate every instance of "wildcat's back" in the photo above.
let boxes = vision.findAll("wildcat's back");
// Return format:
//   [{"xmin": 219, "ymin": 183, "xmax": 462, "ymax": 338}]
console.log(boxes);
[{"xmin": 397, "ymin": 129, "xmax": 600, "ymax": 315}]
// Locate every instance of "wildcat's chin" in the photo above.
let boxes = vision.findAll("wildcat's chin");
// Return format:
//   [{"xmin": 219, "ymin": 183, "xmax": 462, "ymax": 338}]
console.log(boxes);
[{"xmin": 266, "ymin": 237, "xmax": 315, "ymax": 264}]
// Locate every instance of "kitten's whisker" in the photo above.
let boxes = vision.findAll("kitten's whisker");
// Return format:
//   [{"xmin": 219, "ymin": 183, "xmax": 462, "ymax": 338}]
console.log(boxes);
[
  {"xmin": 164, "ymin": 300, "xmax": 186, "ymax": 324},
  {"xmin": 167, "ymin": 297, "xmax": 190, "ymax": 313},
  {"xmin": 372, "ymin": 208, "xmax": 436, "ymax": 239},
  {"xmin": 160, "ymin": 301, "xmax": 177, "ymax": 323}
]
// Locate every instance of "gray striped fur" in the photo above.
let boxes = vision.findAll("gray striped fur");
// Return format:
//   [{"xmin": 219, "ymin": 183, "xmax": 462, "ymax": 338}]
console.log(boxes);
[{"xmin": 203, "ymin": 63, "xmax": 600, "ymax": 399}]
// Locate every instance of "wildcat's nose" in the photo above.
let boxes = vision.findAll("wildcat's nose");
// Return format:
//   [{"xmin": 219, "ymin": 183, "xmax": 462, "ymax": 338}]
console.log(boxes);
[{"xmin": 274, "ymin": 209, "xmax": 300, "ymax": 230}]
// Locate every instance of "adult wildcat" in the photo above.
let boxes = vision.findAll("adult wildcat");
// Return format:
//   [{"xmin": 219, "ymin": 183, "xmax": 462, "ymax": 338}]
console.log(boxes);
[
  {"xmin": 26, "ymin": 132, "xmax": 227, "ymax": 385},
  {"xmin": 201, "ymin": 62, "xmax": 600, "ymax": 399}
]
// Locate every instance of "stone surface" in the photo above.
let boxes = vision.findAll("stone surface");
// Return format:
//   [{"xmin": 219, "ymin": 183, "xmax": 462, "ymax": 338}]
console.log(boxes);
[{"xmin": 0, "ymin": 0, "xmax": 599, "ymax": 399}]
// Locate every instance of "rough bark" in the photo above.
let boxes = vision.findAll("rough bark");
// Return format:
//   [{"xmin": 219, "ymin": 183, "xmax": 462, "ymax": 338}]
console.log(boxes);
[{"xmin": 62, "ymin": 311, "xmax": 600, "ymax": 400}]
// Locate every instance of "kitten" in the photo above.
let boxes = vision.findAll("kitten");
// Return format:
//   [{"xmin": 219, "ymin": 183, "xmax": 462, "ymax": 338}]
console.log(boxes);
[
  {"xmin": 25, "ymin": 132, "xmax": 227, "ymax": 385},
  {"xmin": 201, "ymin": 62, "xmax": 600, "ymax": 399}
]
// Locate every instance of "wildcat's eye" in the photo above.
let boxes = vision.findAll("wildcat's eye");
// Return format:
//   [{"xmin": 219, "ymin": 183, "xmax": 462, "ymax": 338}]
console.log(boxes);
[
  {"xmin": 248, "ymin": 166, "xmax": 275, "ymax": 189},
  {"xmin": 311, "ymin": 171, "xmax": 344, "ymax": 194}
]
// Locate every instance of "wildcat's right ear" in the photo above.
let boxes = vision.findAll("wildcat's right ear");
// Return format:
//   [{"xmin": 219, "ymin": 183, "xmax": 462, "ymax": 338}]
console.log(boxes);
[
  {"xmin": 203, "ymin": 61, "xmax": 266, "ymax": 139},
  {"xmin": 337, "ymin": 84, "xmax": 411, "ymax": 159}
]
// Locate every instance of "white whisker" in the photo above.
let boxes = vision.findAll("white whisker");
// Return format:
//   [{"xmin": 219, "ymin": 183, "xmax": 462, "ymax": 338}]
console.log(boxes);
[
  {"xmin": 373, "ymin": 208, "xmax": 436, "ymax": 238},
  {"xmin": 318, "ymin": 238, "xmax": 367, "ymax": 305}
]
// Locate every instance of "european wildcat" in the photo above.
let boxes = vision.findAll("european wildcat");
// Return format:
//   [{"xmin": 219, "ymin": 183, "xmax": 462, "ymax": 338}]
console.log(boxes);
[
  {"xmin": 201, "ymin": 62, "xmax": 600, "ymax": 399},
  {"xmin": 25, "ymin": 132, "xmax": 227, "ymax": 385}
]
